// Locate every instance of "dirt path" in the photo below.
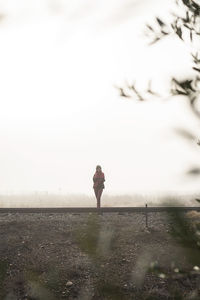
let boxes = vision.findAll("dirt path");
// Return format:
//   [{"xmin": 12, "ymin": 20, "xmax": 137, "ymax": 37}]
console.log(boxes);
[{"xmin": 0, "ymin": 212, "xmax": 199, "ymax": 299}]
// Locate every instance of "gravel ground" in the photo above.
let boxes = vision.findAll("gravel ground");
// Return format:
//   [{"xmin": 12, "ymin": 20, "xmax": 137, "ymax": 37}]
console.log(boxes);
[{"xmin": 0, "ymin": 211, "xmax": 200, "ymax": 300}]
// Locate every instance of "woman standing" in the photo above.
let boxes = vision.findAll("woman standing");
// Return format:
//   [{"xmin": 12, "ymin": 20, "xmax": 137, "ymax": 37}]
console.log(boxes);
[{"xmin": 93, "ymin": 165, "xmax": 105, "ymax": 209}]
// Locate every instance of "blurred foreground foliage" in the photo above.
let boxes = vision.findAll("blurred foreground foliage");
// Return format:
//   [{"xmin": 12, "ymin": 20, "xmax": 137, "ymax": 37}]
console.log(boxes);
[
  {"xmin": 118, "ymin": 0, "xmax": 200, "ymax": 120},
  {"xmin": 116, "ymin": 0, "xmax": 200, "ymax": 298},
  {"xmin": 149, "ymin": 209, "xmax": 200, "ymax": 299},
  {"xmin": 117, "ymin": 1, "xmax": 200, "ymax": 177}
]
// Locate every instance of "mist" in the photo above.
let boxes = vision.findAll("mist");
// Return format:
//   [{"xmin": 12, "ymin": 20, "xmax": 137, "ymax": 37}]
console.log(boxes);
[
  {"xmin": 0, "ymin": 0, "xmax": 200, "ymax": 203},
  {"xmin": 0, "ymin": 192, "xmax": 199, "ymax": 208}
]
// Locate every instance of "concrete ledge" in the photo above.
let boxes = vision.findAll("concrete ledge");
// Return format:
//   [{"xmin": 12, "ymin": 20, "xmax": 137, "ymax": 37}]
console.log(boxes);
[{"xmin": 0, "ymin": 206, "xmax": 200, "ymax": 213}]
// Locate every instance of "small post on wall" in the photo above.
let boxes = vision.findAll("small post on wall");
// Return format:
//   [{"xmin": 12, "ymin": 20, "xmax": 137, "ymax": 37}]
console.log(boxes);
[{"xmin": 145, "ymin": 203, "xmax": 148, "ymax": 228}]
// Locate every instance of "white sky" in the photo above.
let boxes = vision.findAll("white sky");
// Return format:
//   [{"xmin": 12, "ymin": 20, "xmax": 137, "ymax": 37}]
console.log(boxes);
[{"xmin": 0, "ymin": 0, "xmax": 200, "ymax": 196}]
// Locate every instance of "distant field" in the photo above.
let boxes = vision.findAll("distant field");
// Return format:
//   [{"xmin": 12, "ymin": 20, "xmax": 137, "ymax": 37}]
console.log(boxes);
[{"xmin": 0, "ymin": 193, "xmax": 199, "ymax": 208}]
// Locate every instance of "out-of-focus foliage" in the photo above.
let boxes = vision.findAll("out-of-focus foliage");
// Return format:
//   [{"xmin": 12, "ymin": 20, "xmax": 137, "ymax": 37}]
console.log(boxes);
[
  {"xmin": 118, "ymin": 0, "xmax": 200, "ymax": 118},
  {"xmin": 117, "ymin": 0, "xmax": 200, "ymax": 177},
  {"xmin": 147, "ymin": 207, "xmax": 200, "ymax": 299},
  {"xmin": 117, "ymin": 2, "xmax": 200, "ymax": 297}
]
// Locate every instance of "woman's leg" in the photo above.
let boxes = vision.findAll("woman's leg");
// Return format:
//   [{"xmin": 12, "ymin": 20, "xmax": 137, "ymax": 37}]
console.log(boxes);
[
  {"xmin": 97, "ymin": 189, "xmax": 103, "ymax": 209},
  {"xmin": 94, "ymin": 188, "xmax": 98, "ymax": 200}
]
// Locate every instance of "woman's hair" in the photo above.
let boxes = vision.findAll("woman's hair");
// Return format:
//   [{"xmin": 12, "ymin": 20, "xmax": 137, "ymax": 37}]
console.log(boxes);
[{"xmin": 96, "ymin": 165, "xmax": 101, "ymax": 170}]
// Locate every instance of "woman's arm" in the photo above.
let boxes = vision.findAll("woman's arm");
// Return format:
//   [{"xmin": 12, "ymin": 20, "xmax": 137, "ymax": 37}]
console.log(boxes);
[{"xmin": 99, "ymin": 174, "xmax": 105, "ymax": 184}]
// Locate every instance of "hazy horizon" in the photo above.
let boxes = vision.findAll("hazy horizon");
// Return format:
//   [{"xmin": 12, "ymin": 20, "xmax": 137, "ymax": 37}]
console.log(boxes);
[
  {"xmin": 1, "ymin": 191, "xmax": 200, "ymax": 208},
  {"xmin": 1, "ymin": 0, "xmax": 200, "ymax": 197}
]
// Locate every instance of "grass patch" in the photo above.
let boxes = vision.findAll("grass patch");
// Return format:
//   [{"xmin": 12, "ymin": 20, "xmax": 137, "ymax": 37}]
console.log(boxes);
[
  {"xmin": 0, "ymin": 260, "xmax": 8, "ymax": 298},
  {"xmin": 73, "ymin": 213, "xmax": 101, "ymax": 258},
  {"xmin": 97, "ymin": 281, "xmax": 129, "ymax": 300}
]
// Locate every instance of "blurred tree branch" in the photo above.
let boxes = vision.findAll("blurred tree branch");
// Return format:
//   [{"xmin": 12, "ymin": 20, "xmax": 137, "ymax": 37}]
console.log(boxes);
[{"xmin": 117, "ymin": 0, "xmax": 200, "ymax": 119}]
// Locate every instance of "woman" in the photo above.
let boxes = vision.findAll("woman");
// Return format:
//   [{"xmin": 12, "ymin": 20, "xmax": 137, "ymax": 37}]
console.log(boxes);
[{"xmin": 93, "ymin": 165, "xmax": 105, "ymax": 209}]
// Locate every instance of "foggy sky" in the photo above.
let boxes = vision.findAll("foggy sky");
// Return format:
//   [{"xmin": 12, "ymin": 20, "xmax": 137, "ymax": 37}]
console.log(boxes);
[{"xmin": 0, "ymin": 0, "xmax": 200, "ymax": 196}]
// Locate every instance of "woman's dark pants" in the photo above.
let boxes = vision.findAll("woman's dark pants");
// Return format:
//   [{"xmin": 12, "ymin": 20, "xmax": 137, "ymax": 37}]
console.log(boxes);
[{"xmin": 94, "ymin": 188, "xmax": 103, "ymax": 209}]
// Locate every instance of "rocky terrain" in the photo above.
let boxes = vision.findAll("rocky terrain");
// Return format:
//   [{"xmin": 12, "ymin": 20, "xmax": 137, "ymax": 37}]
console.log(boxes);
[{"xmin": 0, "ymin": 211, "xmax": 200, "ymax": 299}]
